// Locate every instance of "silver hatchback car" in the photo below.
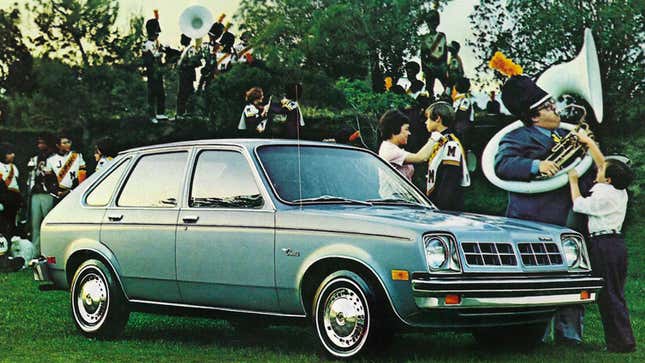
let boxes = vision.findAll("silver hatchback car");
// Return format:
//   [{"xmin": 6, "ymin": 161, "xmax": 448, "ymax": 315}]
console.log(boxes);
[{"xmin": 32, "ymin": 139, "xmax": 603, "ymax": 359}]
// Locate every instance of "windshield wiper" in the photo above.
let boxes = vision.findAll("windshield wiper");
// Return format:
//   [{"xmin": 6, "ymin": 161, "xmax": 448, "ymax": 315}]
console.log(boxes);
[
  {"xmin": 293, "ymin": 195, "xmax": 372, "ymax": 206},
  {"xmin": 366, "ymin": 198, "xmax": 432, "ymax": 209}
]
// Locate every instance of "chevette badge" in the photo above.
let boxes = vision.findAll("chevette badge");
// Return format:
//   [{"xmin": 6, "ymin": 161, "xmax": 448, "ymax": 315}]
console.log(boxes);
[
  {"xmin": 538, "ymin": 236, "xmax": 553, "ymax": 241},
  {"xmin": 281, "ymin": 248, "xmax": 300, "ymax": 257}
]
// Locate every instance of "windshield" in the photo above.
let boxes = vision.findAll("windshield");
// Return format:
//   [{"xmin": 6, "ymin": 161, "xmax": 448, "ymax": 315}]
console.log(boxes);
[{"xmin": 256, "ymin": 145, "xmax": 431, "ymax": 206}]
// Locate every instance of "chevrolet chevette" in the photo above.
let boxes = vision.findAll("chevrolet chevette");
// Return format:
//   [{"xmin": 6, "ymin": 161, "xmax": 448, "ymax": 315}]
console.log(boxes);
[{"xmin": 32, "ymin": 139, "xmax": 603, "ymax": 359}]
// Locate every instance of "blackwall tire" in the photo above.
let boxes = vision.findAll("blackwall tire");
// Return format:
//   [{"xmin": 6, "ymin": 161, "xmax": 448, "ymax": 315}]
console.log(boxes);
[
  {"xmin": 70, "ymin": 259, "xmax": 129, "ymax": 339},
  {"xmin": 312, "ymin": 270, "xmax": 387, "ymax": 359}
]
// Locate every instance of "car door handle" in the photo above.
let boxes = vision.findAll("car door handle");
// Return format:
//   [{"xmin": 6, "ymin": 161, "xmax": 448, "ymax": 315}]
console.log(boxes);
[
  {"xmin": 182, "ymin": 215, "xmax": 199, "ymax": 223},
  {"xmin": 107, "ymin": 213, "xmax": 123, "ymax": 222}
]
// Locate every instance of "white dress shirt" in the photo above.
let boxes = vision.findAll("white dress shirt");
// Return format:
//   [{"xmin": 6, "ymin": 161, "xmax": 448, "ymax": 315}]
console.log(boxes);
[{"xmin": 572, "ymin": 182, "xmax": 628, "ymax": 234}]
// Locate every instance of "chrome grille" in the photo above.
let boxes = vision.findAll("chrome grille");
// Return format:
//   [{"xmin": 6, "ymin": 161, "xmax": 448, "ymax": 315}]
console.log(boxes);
[
  {"xmin": 461, "ymin": 242, "xmax": 517, "ymax": 266},
  {"xmin": 518, "ymin": 242, "xmax": 563, "ymax": 266}
]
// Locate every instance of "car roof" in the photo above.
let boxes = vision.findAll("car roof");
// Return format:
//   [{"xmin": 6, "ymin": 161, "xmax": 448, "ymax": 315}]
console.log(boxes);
[{"xmin": 119, "ymin": 139, "xmax": 362, "ymax": 155}]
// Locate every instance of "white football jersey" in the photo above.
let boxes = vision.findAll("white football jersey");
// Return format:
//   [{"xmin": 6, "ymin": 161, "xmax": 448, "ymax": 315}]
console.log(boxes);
[{"xmin": 46, "ymin": 152, "xmax": 86, "ymax": 189}]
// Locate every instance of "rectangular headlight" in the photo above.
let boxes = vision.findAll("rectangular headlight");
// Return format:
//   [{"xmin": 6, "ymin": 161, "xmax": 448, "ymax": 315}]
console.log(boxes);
[
  {"xmin": 561, "ymin": 233, "xmax": 591, "ymax": 271},
  {"xmin": 423, "ymin": 233, "xmax": 461, "ymax": 273}
]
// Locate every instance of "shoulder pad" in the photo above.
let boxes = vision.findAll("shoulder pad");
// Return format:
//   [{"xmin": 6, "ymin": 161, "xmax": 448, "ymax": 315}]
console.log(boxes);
[{"xmin": 244, "ymin": 105, "xmax": 259, "ymax": 117}]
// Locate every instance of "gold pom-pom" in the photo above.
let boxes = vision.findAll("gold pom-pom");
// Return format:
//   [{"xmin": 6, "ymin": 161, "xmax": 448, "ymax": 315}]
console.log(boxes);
[
  {"xmin": 384, "ymin": 76, "xmax": 393, "ymax": 91},
  {"xmin": 489, "ymin": 52, "xmax": 523, "ymax": 77}
]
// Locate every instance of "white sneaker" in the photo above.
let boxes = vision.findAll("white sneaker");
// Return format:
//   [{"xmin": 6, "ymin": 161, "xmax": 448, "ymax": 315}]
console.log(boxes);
[
  {"xmin": 155, "ymin": 114, "xmax": 169, "ymax": 120},
  {"xmin": 150, "ymin": 117, "xmax": 159, "ymax": 124}
]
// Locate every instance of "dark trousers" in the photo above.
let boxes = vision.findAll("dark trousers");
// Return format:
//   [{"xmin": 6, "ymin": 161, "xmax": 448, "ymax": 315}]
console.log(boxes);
[
  {"xmin": 177, "ymin": 76, "xmax": 194, "ymax": 115},
  {"xmin": 0, "ymin": 190, "xmax": 22, "ymax": 240},
  {"xmin": 147, "ymin": 76, "xmax": 165, "ymax": 115},
  {"xmin": 588, "ymin": 235, "xmax": 636, "ymax": 351}
]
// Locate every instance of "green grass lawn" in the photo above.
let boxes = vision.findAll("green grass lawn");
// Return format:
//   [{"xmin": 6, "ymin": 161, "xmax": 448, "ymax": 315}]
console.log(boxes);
[
  {"xmin": 1, "ymin": 219, "xmax": 643, "ymax": 363},
  {"xmin": 0, "ymin": 176, "xmax": 643, "ymax": 362}
]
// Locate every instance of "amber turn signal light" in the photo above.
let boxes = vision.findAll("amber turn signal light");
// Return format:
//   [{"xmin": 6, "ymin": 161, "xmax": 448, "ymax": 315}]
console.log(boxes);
[
  {"xmin": 445, "ymin": 294, "xmax": 461, "ymax": 305},
  {"xmin": 391, "ymin": 270, "xmax": 409, "ymax": 281},
  {"xmin": 580, "ymin": 291, "xmax": 591, "ymax": 300}
]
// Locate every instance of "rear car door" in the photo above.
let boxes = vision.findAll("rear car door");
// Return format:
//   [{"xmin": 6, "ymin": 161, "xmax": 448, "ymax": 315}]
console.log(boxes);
[
  {"xmin": 176, "ymin": 147, "xmax": 277, "ymax": 311},
  {"xmin": 101, "ymin": 149, "xmax": 190, "ymax": 302}
]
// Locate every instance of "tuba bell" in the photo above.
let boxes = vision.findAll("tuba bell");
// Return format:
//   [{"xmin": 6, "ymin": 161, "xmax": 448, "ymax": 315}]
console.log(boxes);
[
  {"xmin": 481, "ymin": 28, "xmax": 603, "ymax": 194},
  {"xmin": 179, "ymin": 5, "xmax": 214, "ymax": 39}
]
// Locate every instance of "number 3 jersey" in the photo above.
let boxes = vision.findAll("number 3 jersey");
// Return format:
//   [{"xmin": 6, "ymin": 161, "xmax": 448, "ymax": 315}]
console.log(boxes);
[{"xmin": 46, "ymin": 152, "xmax": 87, "ymax": 190}]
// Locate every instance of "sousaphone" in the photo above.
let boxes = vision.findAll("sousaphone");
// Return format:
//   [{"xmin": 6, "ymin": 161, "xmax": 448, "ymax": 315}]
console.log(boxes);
[
  {"xmin": 179, "ymin": 5, "xmax": 214, "ymax": 39},
  {"xmin": 481, "ymin": 28, "xmax": 603, "ymax": 194}
]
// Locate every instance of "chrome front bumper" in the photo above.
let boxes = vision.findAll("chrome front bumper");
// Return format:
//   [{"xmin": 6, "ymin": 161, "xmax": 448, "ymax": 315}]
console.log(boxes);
[{"xmin": 412, "ymin": 276, "xmax": 604, "ymax": 309}]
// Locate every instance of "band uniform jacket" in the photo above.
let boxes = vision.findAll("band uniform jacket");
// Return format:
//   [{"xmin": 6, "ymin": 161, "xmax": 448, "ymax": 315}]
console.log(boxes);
[
  {"xmin": 46, "ymin": 152, "xmax": 87, "ymax": 191},
  {"xmin": 494, "ymin": 126, "xmax": 574, "ymax": 226}
]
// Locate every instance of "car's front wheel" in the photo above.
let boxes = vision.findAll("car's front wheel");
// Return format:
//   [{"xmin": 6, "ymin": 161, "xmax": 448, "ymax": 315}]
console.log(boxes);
[
  {"xmin": 312, "ymin": 270, "xmax": 388, "ymax": 359},
  {"xmin": 70, "ymin": 259, "xmax": 129, "ymax": 339}
]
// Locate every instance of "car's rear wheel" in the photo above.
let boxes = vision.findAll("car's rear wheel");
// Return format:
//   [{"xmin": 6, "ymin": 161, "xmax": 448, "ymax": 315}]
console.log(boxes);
[
  {"xmin": 312, "ymin": 270, "xmax": 389, "ymax": 359},
  {"xmin": 472, "ymin": 322, "xmax": 547, "ymax": 348},
  {"xmin": 70, "ymin": 259, "xmax": 129, "ymax": 339}
]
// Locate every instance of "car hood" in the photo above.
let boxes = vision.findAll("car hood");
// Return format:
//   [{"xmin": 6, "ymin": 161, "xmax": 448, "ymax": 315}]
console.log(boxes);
[{"xmin": 279, "ymin": 205, "xmax": 570, "ymax": 241}]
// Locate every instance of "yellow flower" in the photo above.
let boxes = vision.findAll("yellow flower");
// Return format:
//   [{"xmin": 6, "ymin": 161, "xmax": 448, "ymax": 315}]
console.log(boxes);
[{"xmin": 489, "ymin": 52, "xmax": 523, "ymax": 77}]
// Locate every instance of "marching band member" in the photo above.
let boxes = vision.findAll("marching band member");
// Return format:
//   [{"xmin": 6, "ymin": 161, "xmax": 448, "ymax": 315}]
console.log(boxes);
[
  {"xmin": 46, "ymin": 135, "xmax": 86, "ymax": 201},
  {"xmin": 94, "ymin": 136, "xmax": 116, "ymax": 172},
  {"xmin": 143, "ymin": 10, "xmax": 167, "ymax": 122},
  {"xmin": 276, "ymin": 83, "xmax": 305, "ymax": 139},
  {"xmin": 198, "ymin": 16, "xmax": 226, "ymax": 91},
  {"xmin": 491, "ymin": 52, "xmax": 593, "ymax": 345},
  {"xmin": 216, "ymin": 23, "xmax": 236, "ymax": 73},
  {"xmin": 177, "ymin": 34, "xmax": 202, "ymax": 116},
  {"xmin": 27, "ymin": 135, "xmax": 56, "ymax": 256},
  {"xmin": 446, "ymin": 41, "xmax": 464, "ymax": 90},
  {"xmin": 238, "ymin": 87, "xmax": 271, "ymax": 137},
  {"xmin": 420, "ymin": 10, "xmax": 448, "ymax": 96},
  {"xmin": 0, "ymin": 143, "xmax": 21, "ymax": 239},
  {"xmin": 452, "ymin": 77, "xmax": 474, "ymax": 148},
  {"xmin": 232, "ymin": 31, "xmax": 254, "ymax": 64},
  {"xmin": 424, "ymin": 102, "xmax": 470, "ymax": 210}
]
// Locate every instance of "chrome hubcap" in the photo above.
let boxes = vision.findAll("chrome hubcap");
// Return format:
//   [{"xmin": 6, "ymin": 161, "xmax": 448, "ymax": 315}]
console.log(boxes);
[
  {"xmin": 323, "ymin": 287, "xmax": 367, "ymax": 349},
  {"xmin": 76, "ymin": 272, "xmax": 108, "ymax": 326}
]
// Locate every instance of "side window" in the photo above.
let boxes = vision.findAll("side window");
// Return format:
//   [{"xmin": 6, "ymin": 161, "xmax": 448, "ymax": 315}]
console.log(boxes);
[
  {"xmin": 190, "ymin": 150, "xmax": 263, "ymax": 208},
  {"xmin": 117, "ymin": 152, "xmax": 187, "ymax": 208},
  {"xmin": 85, "ymin": 159, "xmax": 130, "ymax": 206}
]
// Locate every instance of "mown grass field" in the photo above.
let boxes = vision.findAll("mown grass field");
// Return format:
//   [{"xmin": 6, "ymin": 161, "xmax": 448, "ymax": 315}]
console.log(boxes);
[{"xmin": 0, "ymin": 176, "xmax": 643, "ymax": 362}]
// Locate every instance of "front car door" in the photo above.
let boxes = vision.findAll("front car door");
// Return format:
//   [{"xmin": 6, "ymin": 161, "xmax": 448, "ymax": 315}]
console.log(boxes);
[
  {"xmin": 101, "ymin": 149, "xmax": 190, "ymax": 302},
  {"xmin": 176, "ymin": 147, "xmax": 277, "ymax": 311}
]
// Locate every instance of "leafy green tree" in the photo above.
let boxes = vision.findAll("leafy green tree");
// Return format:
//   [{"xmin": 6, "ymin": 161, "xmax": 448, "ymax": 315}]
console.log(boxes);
[
  {"xmin": 236, "ymin": 0, "xmax": 451, "ymax": 93},
  {"xmin": 0, "ymin": 5, "xmax": 34, "ymax": 95},
  {"xmin": 30, "ymin": 0, "xmax": 121, "ymax": 67},
  {"xmin": 468, "ymin": 0, "xmax": 644, "ymax": 134}
]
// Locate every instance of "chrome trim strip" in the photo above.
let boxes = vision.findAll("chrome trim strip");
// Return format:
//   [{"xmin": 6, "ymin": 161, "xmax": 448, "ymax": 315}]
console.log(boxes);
[
  {"xmin": 128, "ymin": 299, "xmax": 306, "ymax": 318},
  {"xmin": 279, "ymin": 227, "xmax": 412, "ymax": 241},
  {"xmin": 415, "ymin": 292, "xmax": 597, "ymax": 309},
  {"xmin": 411, "ymin": 277, "xmax": 602, "ymax": 285},
  {"xmin": 415, "ymin": 286, "xmax": 604, "ymax": 294},
  {"xmin": 458, "ymin": 309, "xmax": 556, "ymax": 317}
]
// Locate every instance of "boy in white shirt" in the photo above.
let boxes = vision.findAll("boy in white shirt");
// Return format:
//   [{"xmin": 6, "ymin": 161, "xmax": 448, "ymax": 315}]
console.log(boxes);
[{"xmin": 568, "ymin": 131, "xmax": 635, "ymax": 353}]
